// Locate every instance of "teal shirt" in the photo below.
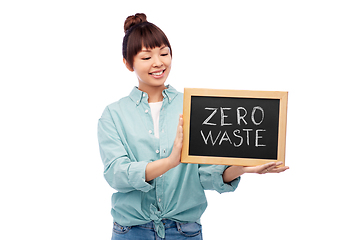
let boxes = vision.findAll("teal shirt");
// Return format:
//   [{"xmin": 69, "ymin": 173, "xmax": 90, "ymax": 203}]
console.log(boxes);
[{"xmin": 97, "ymin": 85, "xmax": 240, "ymax": 238}]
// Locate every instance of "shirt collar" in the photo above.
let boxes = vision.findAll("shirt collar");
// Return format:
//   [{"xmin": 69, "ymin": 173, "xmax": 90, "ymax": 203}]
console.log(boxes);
[{"xmin": 129, "ymin": 85, "xmax": 179, "ymax": 106}]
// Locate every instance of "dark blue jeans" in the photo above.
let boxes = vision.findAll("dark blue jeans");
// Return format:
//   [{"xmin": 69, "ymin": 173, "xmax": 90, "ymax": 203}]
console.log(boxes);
[{"xmin": 111, "ymin": 219, "xmax": 203, "ymax": 240}]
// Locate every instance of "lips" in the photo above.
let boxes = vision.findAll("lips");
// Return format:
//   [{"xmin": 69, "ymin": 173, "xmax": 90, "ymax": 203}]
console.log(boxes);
[
  {"xmin": 149, "ymin": 69, "xmax": 165, "ymax": 76},
  {"xmin": 149, "ymin": 69, "xmax": 166, "ymax": 79}
]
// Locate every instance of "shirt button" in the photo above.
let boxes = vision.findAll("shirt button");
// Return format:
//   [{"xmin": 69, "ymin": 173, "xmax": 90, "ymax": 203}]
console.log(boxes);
[
  {"xmin": 143, "ymin": 93, "xmax": 146, "ymax": 97},
  {"xmin": 169, "ymin": 97, "xmax": 172, "ymax": 101},
  {"xmin": 158, "ymin": 198, "xmax": 161, "ymax": 203},
  {"xmin": 149, "ymin": 130, "xmax": 152, "ymax": 134},
  {"xmin": 156, "ymin": 150, "xmax": 159, "ymax": 154},
  {"xmin": 145, "ymin": 109, "xmax": 148, "ymax": 113}
]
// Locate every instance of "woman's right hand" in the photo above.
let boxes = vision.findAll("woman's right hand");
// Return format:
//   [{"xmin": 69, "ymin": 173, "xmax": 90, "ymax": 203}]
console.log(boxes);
[
  {"xmin": 167, "ymin": 114, "xmax": 183, "ymax": 169},
  {"xmin": 145, "ymin": 114, "xmax": 184, "ymax": 182}
]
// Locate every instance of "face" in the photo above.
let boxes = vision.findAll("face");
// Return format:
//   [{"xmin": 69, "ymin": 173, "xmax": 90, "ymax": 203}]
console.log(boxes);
[{"xmin": 126, "ymin": 45, "xmax": 172, "ymax": 92}]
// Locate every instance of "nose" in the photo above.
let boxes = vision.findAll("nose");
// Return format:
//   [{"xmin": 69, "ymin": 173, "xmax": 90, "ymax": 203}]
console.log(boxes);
[{"xmin": 152, "ymin": 55, "xmax": 163, "ymax": 67}]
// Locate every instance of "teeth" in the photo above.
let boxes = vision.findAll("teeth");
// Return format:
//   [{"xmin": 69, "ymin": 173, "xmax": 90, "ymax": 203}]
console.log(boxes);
[{"xmin": 151, "ymin": 70, "xmax": 164, "ymax": 76}]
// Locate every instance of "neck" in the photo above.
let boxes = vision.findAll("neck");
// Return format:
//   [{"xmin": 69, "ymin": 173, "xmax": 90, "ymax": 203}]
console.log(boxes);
[{"xmin": 138, "ymin": 84, "xmax": 167, "ymax": 103}]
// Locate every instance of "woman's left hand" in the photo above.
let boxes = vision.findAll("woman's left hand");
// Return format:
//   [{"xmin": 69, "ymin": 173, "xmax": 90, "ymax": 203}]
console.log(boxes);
[
  {"xmin": 244, "ymin": 162, "xmax": 289, "ymax": 174},
  {"xmin": 222, "ymin": 162, "xmax": 289, "ymax": 183}
]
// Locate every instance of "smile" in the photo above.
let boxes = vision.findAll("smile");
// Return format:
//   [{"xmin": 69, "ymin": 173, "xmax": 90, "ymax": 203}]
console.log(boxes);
[{"xmin": 150, "ymin": 69, "xmax": 165, "ymax": 76}]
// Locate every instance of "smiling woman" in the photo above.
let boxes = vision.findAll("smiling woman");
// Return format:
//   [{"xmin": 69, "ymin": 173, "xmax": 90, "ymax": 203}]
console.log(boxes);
[{"xmin": 98, "ymin": 12, "xmax": 288, "ymax": 240}]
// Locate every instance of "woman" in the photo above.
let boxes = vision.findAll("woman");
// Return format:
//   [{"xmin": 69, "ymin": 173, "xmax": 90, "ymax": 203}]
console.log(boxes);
[{"xmin": 98, "ymin": 13, "xmax": 289, "ymax": 240}]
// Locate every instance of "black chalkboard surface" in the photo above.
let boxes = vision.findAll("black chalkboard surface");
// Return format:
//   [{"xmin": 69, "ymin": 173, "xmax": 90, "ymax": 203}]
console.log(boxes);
[{"xmin": 181, "ymin": 88, "xmax": 288, "ymax": 166}]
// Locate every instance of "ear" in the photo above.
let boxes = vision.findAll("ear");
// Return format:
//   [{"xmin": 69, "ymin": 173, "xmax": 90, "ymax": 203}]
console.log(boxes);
[{"xmin": 123, "ymin": 58, "xmax": 134, "ymax": 72}]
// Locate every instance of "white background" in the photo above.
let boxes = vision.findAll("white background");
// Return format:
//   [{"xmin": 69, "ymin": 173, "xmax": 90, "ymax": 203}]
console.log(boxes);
[{"xmin": 1, "ymin": 1, "xmax": 359, "ymax": 239}]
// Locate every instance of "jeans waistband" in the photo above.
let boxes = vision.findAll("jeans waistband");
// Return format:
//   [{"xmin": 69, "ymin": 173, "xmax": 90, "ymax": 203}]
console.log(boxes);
[{"xmin": 136, "ymin": 219, "xmax": 177, "ymax": 229}]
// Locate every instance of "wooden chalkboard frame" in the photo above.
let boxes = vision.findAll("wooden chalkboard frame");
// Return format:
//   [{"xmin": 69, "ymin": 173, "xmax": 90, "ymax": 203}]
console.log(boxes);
[{"xmin": 181, "ymin": 88, "xmax": 288, "ymax": 167}]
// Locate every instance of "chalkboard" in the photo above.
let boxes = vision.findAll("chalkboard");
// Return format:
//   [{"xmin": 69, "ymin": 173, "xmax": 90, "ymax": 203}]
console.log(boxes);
[{"xmin": 181, "ymin": 88, "xmax": 288, "ymax": 166}]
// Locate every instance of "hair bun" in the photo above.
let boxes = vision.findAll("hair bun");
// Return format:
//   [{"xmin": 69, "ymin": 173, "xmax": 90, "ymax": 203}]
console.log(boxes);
[{"xmin": 124, "ymin": 13, "xmax": 147, "ymax": 32}]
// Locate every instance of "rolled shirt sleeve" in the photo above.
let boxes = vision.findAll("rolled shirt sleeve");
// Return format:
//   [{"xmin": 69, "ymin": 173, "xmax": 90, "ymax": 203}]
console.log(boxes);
[
  {"xmin": 98, "ymin": 108, "xmax": 154, "ymax": 193},
  {"xmin": 198, "ymin": 164, "xmax": 240, "ymax": 194}
]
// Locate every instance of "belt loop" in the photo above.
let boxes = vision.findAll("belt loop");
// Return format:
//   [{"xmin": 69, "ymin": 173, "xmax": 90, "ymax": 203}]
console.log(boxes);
[{"xmin": 176, "ymin": 221, "xmax": 181, "ymax": 231}]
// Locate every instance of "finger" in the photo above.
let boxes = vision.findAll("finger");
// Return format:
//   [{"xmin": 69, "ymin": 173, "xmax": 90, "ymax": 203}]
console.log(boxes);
[
  {"xmin": 178, "ymin": 126, "xmax": 183, "ymax": 140},
  {"xmin": 179, "ymin": 114, "xmax": 183, "ymax": 126},
  {"xmin": 175, "ymin": 119, "xmax": 184, "ymax": 144},
  {"xmin": 175, "ymin": 127, "xmax": 183, "ymax": 144},
  {"xmin": 258, "ymin": 162, "xmax": 276, "ymax": 174},
  {"xmin": 270, "ymin": 166, "xmax": 289, "ymax": 173},
  {"xmin": 264, "ymin": 162, "xmax": 283, "ymax": 173},
  {"xmin": 179, "ymin": 115, "xmax": 184, "ymax": 132},
  {"xmin": 176, "ymin": 115, "xmax": 183, "ymax": 133}
]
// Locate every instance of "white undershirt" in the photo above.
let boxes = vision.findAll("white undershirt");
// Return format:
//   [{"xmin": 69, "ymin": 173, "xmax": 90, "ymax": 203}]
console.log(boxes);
[{"xmin": 149, "ymin": 101, "xmax": 163, "ymax": 138}]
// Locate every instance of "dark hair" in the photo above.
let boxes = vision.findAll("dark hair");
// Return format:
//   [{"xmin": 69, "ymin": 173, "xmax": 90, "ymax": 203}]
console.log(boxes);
[{"xmin": 122, "ymin": 13, "xmax": 172, "ymax": 69}]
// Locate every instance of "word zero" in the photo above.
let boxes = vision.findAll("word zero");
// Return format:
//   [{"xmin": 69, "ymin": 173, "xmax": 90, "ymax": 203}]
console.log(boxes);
[{"xmin": 202, "ymin": 106, "xmax": 265, "ymax": 126}]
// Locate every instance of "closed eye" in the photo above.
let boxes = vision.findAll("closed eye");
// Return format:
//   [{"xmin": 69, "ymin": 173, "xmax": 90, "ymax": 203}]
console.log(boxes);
[{"xmin": 141, "ymin": 57, "xmax": 151, "ymax": 60}]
